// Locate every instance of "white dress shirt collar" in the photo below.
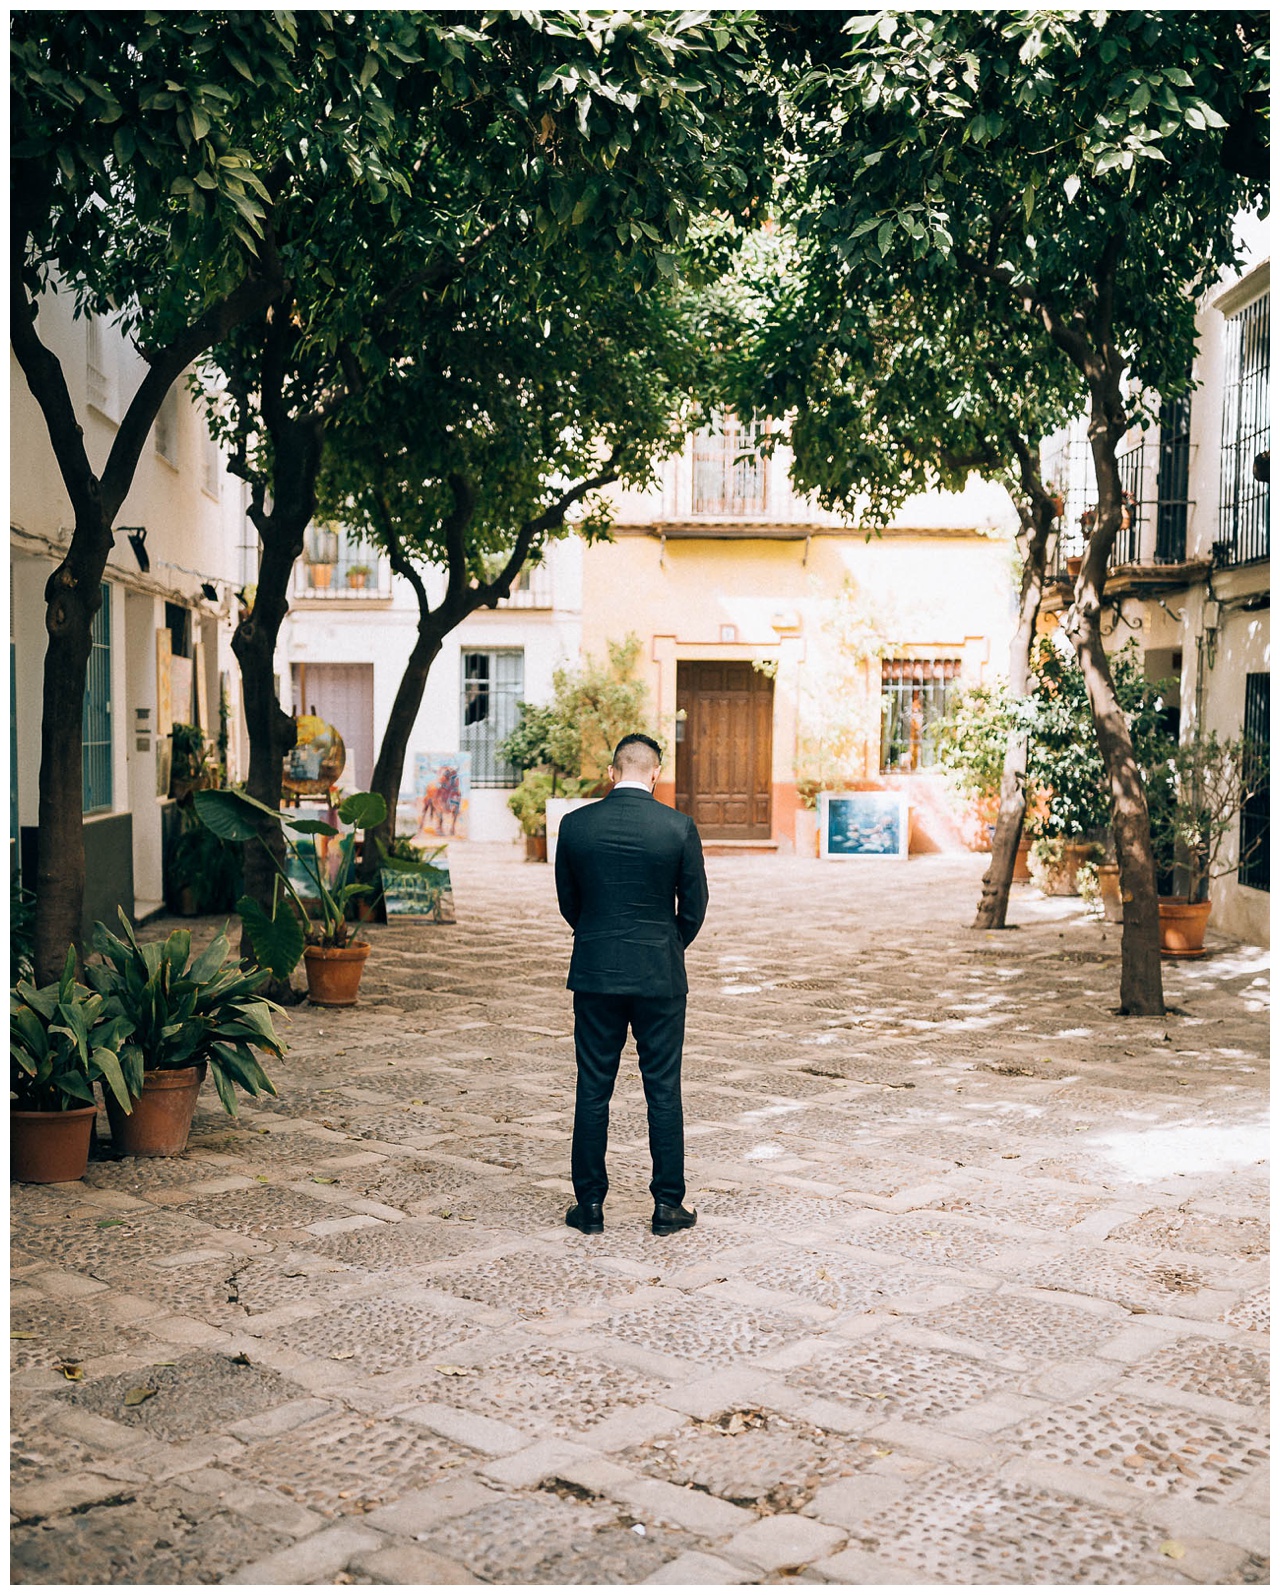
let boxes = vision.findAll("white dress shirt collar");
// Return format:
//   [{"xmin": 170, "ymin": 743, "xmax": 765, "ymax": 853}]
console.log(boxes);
[{"xmin": 612, "ymin": 780, "xmax": 655, "ymax": 793}]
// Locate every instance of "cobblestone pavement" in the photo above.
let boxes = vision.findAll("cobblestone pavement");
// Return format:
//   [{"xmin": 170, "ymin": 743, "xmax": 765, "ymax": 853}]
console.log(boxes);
[{"xmin": 11, "ymin": 847, "xmax": 1269, "ymax": 1586}]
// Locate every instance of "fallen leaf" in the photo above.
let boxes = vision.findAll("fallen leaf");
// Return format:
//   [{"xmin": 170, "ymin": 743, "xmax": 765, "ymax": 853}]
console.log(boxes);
[
  {"xmin": 1001, "ymin": 1153, "xmax": 1020, "ymax": 1160},
  {"xmin": 312, "ymin": 1177, "xmax": 336, "ymax": 1185},
  {"xmin": 57, "ymin": 1362, "xmax": 84, "ymax": 1380},
  {"xmin": 229, "ymin": 1352, "xmax": 252, "ymax": 1367},
  {"xmin": 1160, "ymin": 1542, "xmax": 1186, "ymax": 1561},
  {"xmin": 874, "ymin": 1448, "xmax": 892, "ymax": 1457},
  {"xmin": 123, "ymin": 1386, "xmax": 157, "ymax": 1407},
  {"xmin": 850, "ymin": 1389, "xmax": 889, "ymax": 1401},
  {"xmin": 434, "ymin": 1365, "xmax": 473, "ymax": 1377},
  {"xmin": 10, "ymin": 1331, "xmax": 39, "ymax": 1340},
  {"xmin": 439, "ymin": 1210, "xmax": 452, "ymax": 1218},
  {"xmin": 96, "ymin": 1218, "xmax": 126, "ymax": 1229},
  {"xmin": 255, "ymin": 1175, "xmax": 270, "ymax": 1183}
]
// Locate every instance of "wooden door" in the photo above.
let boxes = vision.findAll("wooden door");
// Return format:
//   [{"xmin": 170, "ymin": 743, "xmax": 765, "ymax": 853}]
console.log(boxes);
[
  {"xmin": 292, "ymin": 663, "xmax": 375, "ymax": 791},
  {"xmin": 675, "ymin": 661, "xmax": 773, "ymax": 839}
]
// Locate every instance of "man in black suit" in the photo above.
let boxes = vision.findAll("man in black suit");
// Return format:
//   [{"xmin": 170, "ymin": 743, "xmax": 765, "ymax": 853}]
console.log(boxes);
[{"xmin": 554, "ymin": 733, "xmax": 709, "ymax": 1236}]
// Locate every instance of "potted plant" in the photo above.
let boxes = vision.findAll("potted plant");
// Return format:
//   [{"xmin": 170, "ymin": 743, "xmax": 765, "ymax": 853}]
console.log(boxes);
[
  {"xmin": 85, "ymin": 915, "xmax": 283, "ymax": 1156},
  {"xmin": 346, "ymin": 562, "xmax": 372, "ymax": 591},
  {"xmin": 194, "ymin": 786, "xmax": 387, "ymax": 1004},
  {"xmin": 934, "ymin": 683, "xmax": 1018, "ymax": 861},
  {"xmin": 1147, "ymin": 732, "xmax": 1268, "ymax": 956},
  {"xmin": 170, "ymin": 722, "xmax": 217, "ymax": 802},
  {"xmin": 167, "ymin": 805, "xmax": 242, "ymax": 916},
  {"xmin": 507, "ymin": 770, "xmax": 555, "ymax": 860},
  {"xmin": 307, "ymin": 560, "xmax": 333, "ymax": 589},
  {"xmin": 793, "ymin": 778, "xmax": 826, "ymax": 857},
  {"xmin": 11, "ymin": 949, "xmax": 139, "ymax": 1182}
]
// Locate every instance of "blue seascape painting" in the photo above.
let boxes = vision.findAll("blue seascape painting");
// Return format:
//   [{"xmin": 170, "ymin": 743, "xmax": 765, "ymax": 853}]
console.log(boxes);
[{"xmin": 819, "ymin": 791, "xmax": 908, "ymax": 859}]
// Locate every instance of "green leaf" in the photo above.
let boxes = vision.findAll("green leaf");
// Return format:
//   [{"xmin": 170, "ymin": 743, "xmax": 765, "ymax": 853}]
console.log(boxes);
[
  {"xmin": 287, "ymin": 818, "xmax": 340, "ymax": 837},
  {"xmin": 235, "ymin": 895, "xmax": 305, "ymax": 980},
  {"xmin": 337, "ymin": 791, "xmax": 387, "ymax": 830},
  {"xmin": 194, "ymin": 787, "xmax": 276, "ymax": 841}
]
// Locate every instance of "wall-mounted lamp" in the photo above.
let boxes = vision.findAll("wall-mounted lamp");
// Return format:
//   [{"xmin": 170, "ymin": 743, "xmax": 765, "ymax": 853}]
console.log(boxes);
[
  {"xmin": 118, "ymin": 525, "xmax": 149, "ymax": 573},
  {"xmin": 200, "ymin": 581, "xmax": 219, "ymax": 602}
]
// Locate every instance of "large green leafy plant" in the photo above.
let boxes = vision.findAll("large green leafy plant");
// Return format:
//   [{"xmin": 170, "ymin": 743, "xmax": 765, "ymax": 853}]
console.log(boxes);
[
  {"xmin": 86, "ymin": 916, "xmax": 282, "ymax": 1116},
  {"xmin": 194, "ymin": 788, "xmax": 387, "ymax": 978},
  {"xmin": 12, "ymin": 948, "xmax": 138, "ymax": 1114},
  {"xmin": 1146, "ymin": 733, "xmax": 1269, "ymax": 904}
]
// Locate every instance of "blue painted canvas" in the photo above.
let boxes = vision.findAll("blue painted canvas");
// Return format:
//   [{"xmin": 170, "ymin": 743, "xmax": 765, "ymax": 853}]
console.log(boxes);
[{"xmin": 819, "ymin": 791, "xmax": 908, "ymax": 859}]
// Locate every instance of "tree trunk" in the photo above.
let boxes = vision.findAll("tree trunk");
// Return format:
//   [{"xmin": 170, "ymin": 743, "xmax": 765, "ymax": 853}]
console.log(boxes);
[
  {"xmin": 230, "ymin": 462, "xmax": 317, "ymax": 979},
  {"xmin": 34, "ymin": 539, "xmax": 105, "ymax": 980},
  {"xmin": 1065, "ymin": 382, "xmax": 1164, "ymax": 1015},
  {"xmin": 364, "ymin": 621, "xmax": 446, "ymax": 872},
  {"xmin": 973, "ymin": 470, "xmax": 1055, "ymax": 929}
]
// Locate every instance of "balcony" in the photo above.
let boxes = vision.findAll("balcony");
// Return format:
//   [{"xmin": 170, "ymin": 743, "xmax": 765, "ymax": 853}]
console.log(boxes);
[
  {"xmin": 496, "ymin": 564, "xmax": 554, "ymax": 609},
  {"xmin": 292, "ymin": 526, "xmax": 391, "ymax": 602}
]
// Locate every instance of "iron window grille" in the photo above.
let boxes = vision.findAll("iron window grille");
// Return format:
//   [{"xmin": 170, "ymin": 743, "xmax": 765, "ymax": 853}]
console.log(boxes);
[
  {"xmin": 1218, "ymin": 292, "xmax": 1270, "ymax": 567},
  {"xmin": 1154, "ymin": 387, "xmax": 1192, "ymax": 563},
  {"xmin": 293, "ymin": 524, "xmax": 391, "ymax": 599},
  {"xmin": 1239, "ymin": 672, "xmax": 1269, "ymax": 892},
  {"xmin": 692, "ymin": 416, "xmax": 768, "ymax": 516},
  {"xmin": 460, "ymin": 649, "xmax": 524, "ymax": 787},
  {"xmin": 880, "ymin": 658, "xmax": 962, "ymax": 773},
  {"xmin": 82, "ymin": 584, "xmax": 112, "ymax": 814}
]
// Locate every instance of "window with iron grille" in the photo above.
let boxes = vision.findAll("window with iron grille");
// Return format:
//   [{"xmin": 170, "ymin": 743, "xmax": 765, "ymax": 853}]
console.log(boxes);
[
  {"xmin": 692, "ymin": 415, "xmax": 767, "ymax": 516},
  {"xmin": 880, "ymin": 658, "xmax": 962, "ymax": 772},
  {"xmin": 82, "ymin": 584, "xmax": 112, "ymax": 814},
  {"xmin": 1155, "ymin": 384, "xmax": 1192, "ymax": 563},
  {"xmin": 459, "ymin": 649, "xmax": 523, "ymax": 786},
  {"xmin": 1218, "ymin": 292, "xmax": 1269, "ymax": 566},
  {"xmin": 1239, "ymin": 672, "xmax": 1269, "ymax": 892}
]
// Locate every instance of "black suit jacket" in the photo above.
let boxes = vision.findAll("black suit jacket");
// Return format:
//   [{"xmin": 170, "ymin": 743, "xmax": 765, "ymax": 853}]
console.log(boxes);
[{"xmin": 555, "ymin": 788, "xmax": 709, "ymax": 997}]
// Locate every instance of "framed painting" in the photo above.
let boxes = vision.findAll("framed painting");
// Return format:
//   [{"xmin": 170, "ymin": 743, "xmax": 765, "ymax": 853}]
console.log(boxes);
[
  {"xmin": 408, "ymin": 752, "xmax": 471, "ymax": 839},
  {"xmin": 381, "ymin": 846, "xmax": 456, "ymax": 924},
  {"xmin": 818, "ymin": 791, "xmax": 909, "ymax": 860}
]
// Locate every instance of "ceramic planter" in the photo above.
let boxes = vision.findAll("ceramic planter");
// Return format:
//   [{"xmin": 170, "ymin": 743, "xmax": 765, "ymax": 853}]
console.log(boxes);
[
  {"xmin": 11, "ymin": 1104, "xmax": 98, "ymax": 1183},
  {"xmin": 304, "ymin": 941, "xmax": 371, "ymax": 1006},
  {"xmin": 525, "ymin": 833, "xmax": 548, "ymax": 862},
  {"xmin": 1065, "ymin": 555, "xmax": 1083, "ymax": 580},
  {"xmin": 1159, "ymin": 897, "xmax": 1212, "ymax": 958},
  {"xmin": 1012, "ymin": 835, "xmax": 1033, "ymax": 882},
  {"xmin": 794, "ymin": 808, "xmax": 820, "ymax": 858},
  {"xmin": 106, "ymin": 1066, "xmax": 205, "ymax": 1157},
  {"xmin": 1096, "ymin": 863, "xmax": 1124, "ymax": 923},
  {"xmin": 1034, "ymin": 840, "xmax": 1096, "ymax": 897}
]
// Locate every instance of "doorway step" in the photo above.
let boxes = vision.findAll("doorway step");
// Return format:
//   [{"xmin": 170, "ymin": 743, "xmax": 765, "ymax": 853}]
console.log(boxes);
[{"xmin": 701, "ymin": 838, "xmax": 779, "ymax": 856}]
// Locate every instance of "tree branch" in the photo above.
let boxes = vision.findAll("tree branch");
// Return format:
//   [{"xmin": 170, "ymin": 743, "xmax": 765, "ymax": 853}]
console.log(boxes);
[{"xmin": 9, "ymin": 261, "xmax": 98, "ymax": 527}]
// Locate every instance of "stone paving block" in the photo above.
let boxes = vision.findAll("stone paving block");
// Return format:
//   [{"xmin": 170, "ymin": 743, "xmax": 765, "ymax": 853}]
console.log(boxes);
[
  {"xmin": 396, "ymin": 1401, "xmax": 529, "ymax": 1456},
  {"xmin": 363, "ymin": 1476, "xmax": 500, "ymax": 1535},
  {"xmin": 24, "ymin": 1268, "xmax": 109, "ymax": 1300},
  {"xmin": 46, "ymin": 1406, "xmax": 148, "ymax": 1452},
  {"xmin": 811, "ymin": 1544, "xmax": 927, "ymax": 1584},
  {"xmin": 303, "ymin": 1213, "xmax": 385, "ymax": 1237},
  {"xmin": 226, "ymin": 1397, "xmax": 336, "ymax": 1441},
  {"xmin": 616, "ymin": 1477, "xmax": 756, "ymax": 1535},
  {"xmin": 139, "ymin": 1313, "xmax": 237, "ymax": 1348},
  {"xmin": 350, "ymin": 1543, "xmax": 479, "ymax": 1583},
  {"xmin": 862, "ymin": 1418, "xmax": 993, "ymax": 1466},
  {"xmin": 720, "ymin": 1512, "xmax": 845, "ymax": 1572},
  {"xmin": 479, "ymin": 1437, "xmax": 596, "ymax": 1488},
  {"xmin": 581, "ymin": 1400, "xmax": 689, "ymax": 1452},
  {"xmin": 11, "ymin": 1470, "xmax": 138, "ymax": 1523},
  {"xmin": 178, "ymin": 1466, "xmax": 327, "ymax": 1537},
  {"xmin": 660, "ymin": 1366, "xmax": 783, "ymax": 1420},
  {"xmin": 1133, "ymin": 1495, "xmax": 1270, "ymax": 1558},
  {"xmin": 221, "ymin": 1523, "xmax": 385, "ymax": 1584},
  {"xmin": 642, "ymin": 1550, "xmax": 755, "ymax": 1584},
  {"xmin": 800, "ymin": 1474, "xmax": 911, "ymax": 1530}
]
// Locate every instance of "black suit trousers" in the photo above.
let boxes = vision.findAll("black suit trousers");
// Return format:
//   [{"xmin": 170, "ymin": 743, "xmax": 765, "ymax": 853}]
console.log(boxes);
[{"xmin": 571, "ymin": 991, "xmax": 686, "ymax": 1208}]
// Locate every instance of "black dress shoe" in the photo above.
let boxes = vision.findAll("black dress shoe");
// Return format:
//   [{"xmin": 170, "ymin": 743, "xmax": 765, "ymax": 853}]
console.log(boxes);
[
  {"xmin": 565, "ymin": 1202, "xmax": 604, "ymax": 1234},
  {"xmin": 651, "ymin": 1202, "xmax": 697, "ymax": 1235}
]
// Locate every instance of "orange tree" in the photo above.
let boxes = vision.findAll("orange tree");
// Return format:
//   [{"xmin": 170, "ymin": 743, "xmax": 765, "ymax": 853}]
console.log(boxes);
[{"xmin": 769, "ymin": 10, "xmax": 1268, "ymax": 1012}]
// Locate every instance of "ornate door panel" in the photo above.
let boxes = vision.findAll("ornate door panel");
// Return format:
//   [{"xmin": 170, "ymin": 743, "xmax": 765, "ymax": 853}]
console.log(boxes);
[{"xmin": 675, "ymin": 661, "xmax": 773, "ymax": 839}]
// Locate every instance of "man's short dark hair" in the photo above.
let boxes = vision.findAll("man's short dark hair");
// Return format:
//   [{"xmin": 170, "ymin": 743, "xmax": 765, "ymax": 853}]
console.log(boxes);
[{"xmin": 612, "ymin": 733, "xmax": 662, "ymax": 774}]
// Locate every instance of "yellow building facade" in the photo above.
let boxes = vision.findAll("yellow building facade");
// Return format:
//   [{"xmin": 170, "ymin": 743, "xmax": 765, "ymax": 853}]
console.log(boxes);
[{"xmin": 582, "ymin": 428, "xmax": 1018, "ymax": 854}]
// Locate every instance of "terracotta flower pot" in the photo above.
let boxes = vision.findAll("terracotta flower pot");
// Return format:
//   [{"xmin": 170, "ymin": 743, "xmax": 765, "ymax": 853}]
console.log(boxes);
[
  {"xmin": 794, "ymin": 808, "xmax": 820, "ymax": 858},
  {"xmin": 1012, "ymin": 835, "xmax": 1033, "ymax": 883},
  {"xmin": 1096, "ymin": 863, "xmax": 1124, "ymax": 923},
  {"xmin": 525, "ymin": 833, "xmax": 548, "ymax": 862},
  {"xmin": 1034, "ymin": 840, "xmax": 1097, "ymax": 897},
  {"xmin": 1159, "ymin": 897, "xmax": 1212, "ymax": 958},
  {"xmin": 106, "ymin": 1066, "xmax": 205, "ymax": 1158},
  {"xmin": 304, "ymin": 941, "xmax": 371, "ymax": 1006},
  {"xmin": 11, "ymin": 1104, "xmax": 98, "ymax": 1184},
  {"xmin": 1065, "ymin": 555, "xmax": 1083, "ymax": 580},
  {"xmin": 308, "ymin": 562, "xmax": 333, "ymax": 589}
]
